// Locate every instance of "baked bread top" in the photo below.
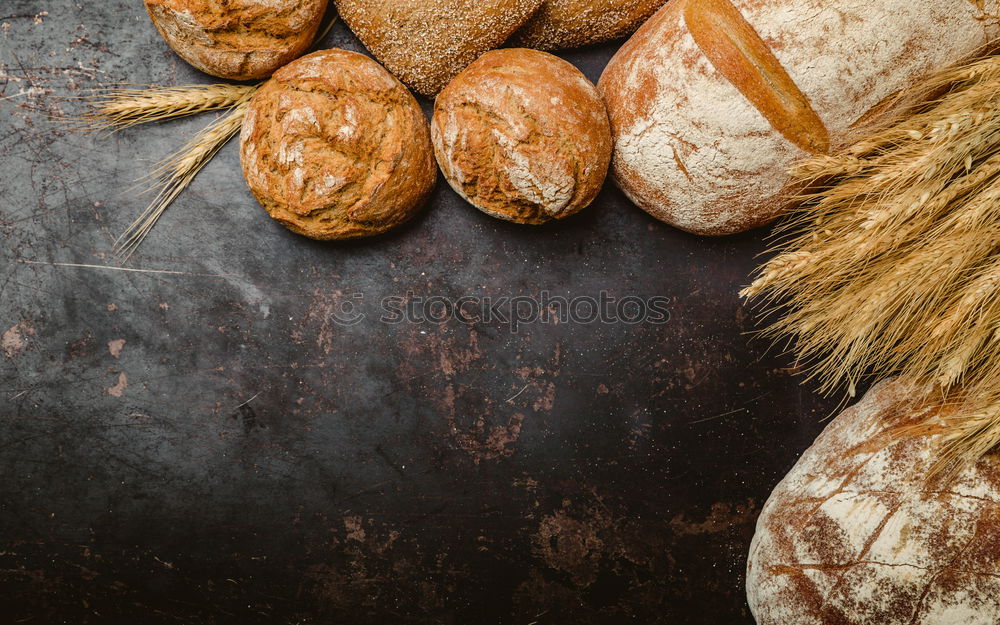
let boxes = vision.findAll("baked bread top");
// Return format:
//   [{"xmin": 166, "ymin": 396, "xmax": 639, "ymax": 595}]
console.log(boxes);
[
  {"xmin": 240, "ymin": 49, "xmax": 436, "ymax": 240},
  {"xmin": 511, "ymin": 0, "xmax": 667, "ymax": 50},
  {"xmin": 334, "ymin": 0, "xmax": 543, "ymax": 96},
  {"xmin": 144, "ymin": 0, "xmax": 328, "ymax": 80},
  {"xmin": 432, "ymin": 48, "xmax": 611, "ymax": 224}
]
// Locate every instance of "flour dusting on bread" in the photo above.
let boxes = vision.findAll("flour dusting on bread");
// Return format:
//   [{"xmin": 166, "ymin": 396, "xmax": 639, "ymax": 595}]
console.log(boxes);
[
  {"xmin": 599, "ymin": 0, "xmax": 1000, "ymax": 235},
  {"xmin": 748, "ymin": 378, "xmax": 1000, "ymax": 624}
]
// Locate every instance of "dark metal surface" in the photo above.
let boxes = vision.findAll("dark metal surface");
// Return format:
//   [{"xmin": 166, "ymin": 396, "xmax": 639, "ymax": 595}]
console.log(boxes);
[{"xmin": 0, "ymin": 2, "xmax": 839, "ymax": 623}]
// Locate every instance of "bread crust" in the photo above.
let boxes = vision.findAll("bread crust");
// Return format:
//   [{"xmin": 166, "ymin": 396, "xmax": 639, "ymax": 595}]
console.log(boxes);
[
  {"xmin": 334, "ymin": 0, "xmax": 543, "ymax": 97},
  {"xmin": 144, "ymin": 0, "xmax": 327, "ymax": 80},
  {"xmin": 431, "ymin": 49, "xmax": 611, "ymax": 224},
  {"xmin": 747, "ymin": 378, "xmax": 1000, "ymax": 624},
  {"xmin": 598, "ymin": 0, "xmax": 1000, "ymax": 236},
  {"xmin": 510, "ymin": 0, "xmax": 667, "ymax": 51},
  {"xmin": 239, "ymin": 49, "xmax": 436, "ymax": 240}
]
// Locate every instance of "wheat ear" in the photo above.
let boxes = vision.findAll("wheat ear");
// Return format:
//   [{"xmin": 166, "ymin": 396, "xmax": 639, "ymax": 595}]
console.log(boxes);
[
  {"xmin": 743, "ymin": 53, "xmax": 1000, "ymax": 477},
  {"xmin": 115, "ymin": 93, "xmax": 253, "ymax": 259},
  {"xmin": 74, "ymin": 83, "xmax": 257, "ymax": 132}
]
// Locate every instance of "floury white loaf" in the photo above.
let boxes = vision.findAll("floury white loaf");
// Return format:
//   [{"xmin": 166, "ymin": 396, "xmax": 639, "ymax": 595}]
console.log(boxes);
[
  {"xmin": 747, "ymin": 379, "xmax": 1000, "ymax": 624},
  {"xmin": 598, "ymin": 0, "xmax": 1000, "ymax": 236}
]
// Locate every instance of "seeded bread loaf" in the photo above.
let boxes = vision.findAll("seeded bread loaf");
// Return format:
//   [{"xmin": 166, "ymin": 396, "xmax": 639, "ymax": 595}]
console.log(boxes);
[
  {"xmin": 240, "ymin": 49, "xmax": 436, "ymax": 240},
  {"xmin": 334, "ymin": 0, "xmax": 543, "ymax": 96},
  {"xmin": 748, "ymin": 378, "xmax": 1000, "ymax": 624},
  {"xmin": 431, "ymin": 49, "xmax": 611, "ymax": 224},
  {"xmin": 144, "ymin": 0, "xmax": 327, "ymax": 80},
  {"xmin": 598, "ymin": 0, "xmax": 1000, "ymax": 235},
  {"xmin": 510, "ymin": 0, "xmax": 667, "ymax": 51}
]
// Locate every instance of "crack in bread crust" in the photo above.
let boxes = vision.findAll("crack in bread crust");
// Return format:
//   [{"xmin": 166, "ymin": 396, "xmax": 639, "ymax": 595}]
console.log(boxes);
[{"xmin": 240, "ymin": 49, "xmax": 436, "ymax": 240}]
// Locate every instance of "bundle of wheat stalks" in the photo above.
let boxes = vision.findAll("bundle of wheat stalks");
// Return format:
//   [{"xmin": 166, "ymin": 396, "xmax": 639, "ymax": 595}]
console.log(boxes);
[
  {"xmin": 743, "ymin": 55, "xmax": 1000, "ymax": 474},
  {"xmin": 78, "ymin": 83, "xmax": 257, "ymax": 257}
]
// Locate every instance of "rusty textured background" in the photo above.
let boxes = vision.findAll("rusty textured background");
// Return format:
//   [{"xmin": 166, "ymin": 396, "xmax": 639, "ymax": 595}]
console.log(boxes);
[{"xmin": 0, "ymin": 2, "xmax": 843, "ymax": 623}]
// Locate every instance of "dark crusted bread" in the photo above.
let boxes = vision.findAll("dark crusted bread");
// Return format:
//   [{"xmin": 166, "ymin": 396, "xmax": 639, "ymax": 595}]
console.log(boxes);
[
  {"xmin": 431, "ymin": 49, "xmax": 611, "ymax": 224},
  {"xmin": 748, "ymin": 378, "xmax": 1000, "ymax": 624},
  {"xmin": 240, "ymin": 49, "xmax": 436, "ymax": 240},
  {"xmin": 334, "ymin": 0, "xmax": 543, "ymax": 96},
  {"xmin": 510, "ymin": 0, "xmax": 666, "ymax": 51},
  {"xmin": 144, "ymin": 0, "xmax": 328, "ymax": 80}
]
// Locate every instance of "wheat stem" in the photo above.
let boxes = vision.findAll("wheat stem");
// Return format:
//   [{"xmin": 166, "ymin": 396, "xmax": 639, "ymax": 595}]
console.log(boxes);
[
  {"xmin": 745, "ymin": 53, "xmax": 1000, "ymax": 474},
  {"xmin": 115, "ymin": 94, "xmax": 252, "ymax": 259},
  {"xmin": 73, "ymin": 83, "xmax": 258, "ymax": 132}
]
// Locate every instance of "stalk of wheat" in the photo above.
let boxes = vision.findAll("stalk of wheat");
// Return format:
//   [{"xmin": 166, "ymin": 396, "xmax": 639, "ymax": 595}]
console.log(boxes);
[
  {"xmin": 75, "ymin": 83, "xmax": 257, "ymax": 131},
  {"xmin": 743, "ymin": 55, "xmax": 1000, "ymax": 476},
  {"xmin": 116, "ymin": 91, "xmax": 254, "ymax": 259}
]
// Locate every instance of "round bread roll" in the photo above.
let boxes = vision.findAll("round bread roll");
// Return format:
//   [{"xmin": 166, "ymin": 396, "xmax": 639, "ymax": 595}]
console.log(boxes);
[
  {"xmin": 144, "ymin": 0, "xmax": 328, "ymax": 80},
  {"xmin": 431, "ymin": 49, "xmax": 611, "ymax": 225},
  {"xmin": 240, "ymin": 49, "xmax": 436, "ymax": 240},
  {"xmin": 748, "ymin": 379, "xmax": 1000, "ymax": 624},
  {"xmin": 510, "ymin": 0, "xmax": 667, "ymax": 51},
  {"xmin": 598, "ymin": 0, "xmax": 1000, "ymax": 235}
]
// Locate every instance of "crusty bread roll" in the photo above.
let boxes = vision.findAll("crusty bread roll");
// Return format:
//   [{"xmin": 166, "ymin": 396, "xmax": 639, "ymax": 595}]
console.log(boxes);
[
  {"xmin": 334, "ymin": 0, "xmax": 543, "ymax": 97},
  {"xmin": 144, "ymin": 0, "xmax": 327, "ymax": 80},
  {"xmin": 599, "ymin": 0, "xmax": 1000, "ymax": 236},
  {"xmin": 240, "ymin": 49, "xmax": 436, "ymax": 240},
  {"xmin": 431, "ymin": 49, "xmax": 611, "ymax": 224},
  {"xmin": 748, "ymin": 379, "xmax": 1000, "ymax": 624},
  {"xmin": 510, "ymin": 0, "xmax": 666, "ymax": 51}
]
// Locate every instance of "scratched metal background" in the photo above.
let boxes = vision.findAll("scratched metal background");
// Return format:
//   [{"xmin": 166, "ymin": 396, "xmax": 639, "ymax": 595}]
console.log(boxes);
[{"xmin": 0, "ymin": 2, "xmax": 841, "ymax": 623}]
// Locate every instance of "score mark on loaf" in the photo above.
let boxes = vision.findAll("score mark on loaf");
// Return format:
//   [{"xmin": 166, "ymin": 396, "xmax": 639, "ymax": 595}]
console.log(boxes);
[
  {"xmin": 684, "ymin": 0, "xmax": 828, "ymax": 155},
  {"xmin": 599, "ymin": 0, "xmax": 1000, "ymax": 236},
  {"xmin": 748, "ymin": 379, "xmax": 1000, "ymax": 624}
]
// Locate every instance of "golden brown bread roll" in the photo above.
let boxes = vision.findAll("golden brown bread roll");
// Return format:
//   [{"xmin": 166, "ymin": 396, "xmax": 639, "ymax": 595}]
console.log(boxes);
[
  {"xmin": 144, "ymin": 0, "xmax": 328, "ymax": 80},
  {"xmin": 598, "ymin": 0, "xmax": 1000, "ymax": 235},
  {"xmin": 748, "ymin": 379, "xmax": 1000, "ymax": 624},
  {"xmin": 431, "ymin": 49, "xmax": 611, "ymax": 225},
  {"xmin": 510, "ymin": 0, "xmax": 667, "ymax": 51},
  {"xmin": 240, "ymin": 49, "xmax": 436, "ymax": 240},
  {"xmin": 334, "ymin": 0, "xmax": 543, "ymax": 96}
]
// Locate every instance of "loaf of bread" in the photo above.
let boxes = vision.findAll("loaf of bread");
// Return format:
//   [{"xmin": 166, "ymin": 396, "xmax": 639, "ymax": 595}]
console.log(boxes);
[
  {"xmin": 748, "ymin": 379, "xmax": 1000, "ymax": 624},
  {"xmin": 599, "ymin": 0, "xmax": 1000, "ymax": 236},
  {"xmin": 431, "ymin": 49, "xmax": 611, "ymax": 224},
  {"xmin": 144, "ymin": 0, "xmax": 327, "ymax": 80},
  {"xmin": 240, "ymin": 50, "xmax": 436, "ymax": 240},
  {"xmin": 510, "ymin": 0, "xmax": 666, "ymax": 50},
  {"xmin": 334, "ymin": 0, "xmax": 542, "ymax": 96}
]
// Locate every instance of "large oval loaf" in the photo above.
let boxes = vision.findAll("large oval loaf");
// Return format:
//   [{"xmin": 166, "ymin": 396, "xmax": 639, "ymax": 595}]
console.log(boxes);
[
  {"xmin": 748, "ymin": 379, "xmax": 1000, "ymax": 624},
  {"xmin": 598, "ymin": 0, "xmax": 1000, "ymax": 236}
]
